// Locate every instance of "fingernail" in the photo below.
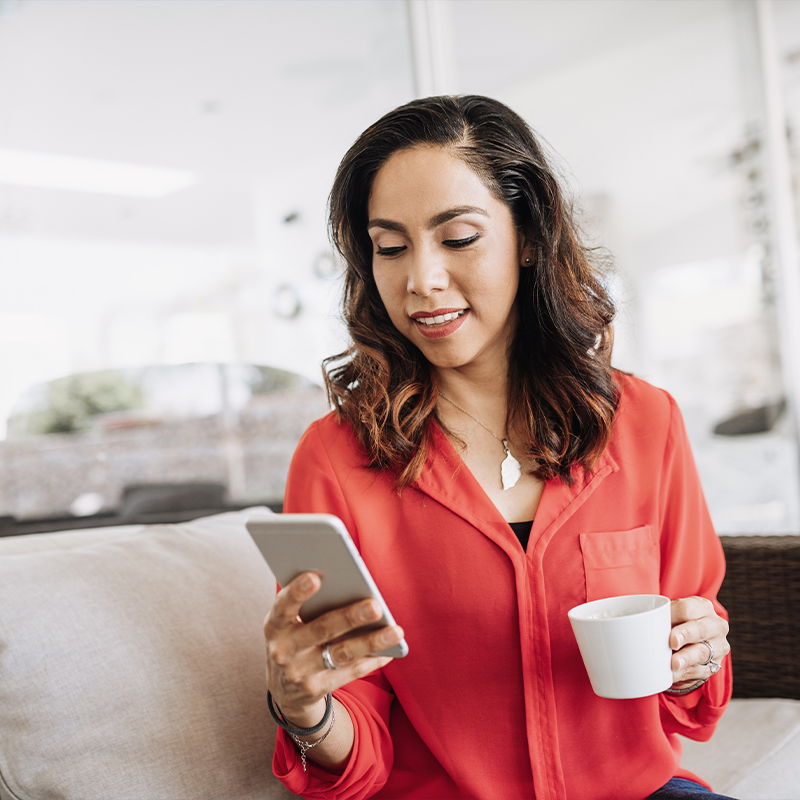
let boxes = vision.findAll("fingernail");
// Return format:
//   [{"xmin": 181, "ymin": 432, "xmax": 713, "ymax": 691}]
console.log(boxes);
[
  {"xmin": 675, "ymin": 633, "xmax": 684, "ymax": 648},
  {"xmin": 299, "ymin": 574, "xmax": 313, "ymax": 591},
  {"xmin": 360, "ymin": 601, "xmax": 378, "ymax": 622},
  {"xmin": 381, "ymin": 628, "xmax": 398, "ymax": 644},
  {"xmin": 678, "ymin": 657, "xmax": 685, "ymax": 669}
]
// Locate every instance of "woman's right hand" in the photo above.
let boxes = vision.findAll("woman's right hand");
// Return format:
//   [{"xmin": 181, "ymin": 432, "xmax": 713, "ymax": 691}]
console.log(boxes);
[{"xmin": 264, "ymin": 570, "xmax": 404, "ymax": 730}]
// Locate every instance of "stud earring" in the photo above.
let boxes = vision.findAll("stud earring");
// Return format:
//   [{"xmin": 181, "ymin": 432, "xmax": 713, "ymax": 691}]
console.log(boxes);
[{"xmin": 524, "ymin": 257, "xmax": 532, "ymax": 267}]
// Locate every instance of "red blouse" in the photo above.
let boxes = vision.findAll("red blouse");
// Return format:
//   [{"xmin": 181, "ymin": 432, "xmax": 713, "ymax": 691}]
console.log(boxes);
[{"xmin": 273, "ymin": 374, "xmax": 732, "ymax": 799}]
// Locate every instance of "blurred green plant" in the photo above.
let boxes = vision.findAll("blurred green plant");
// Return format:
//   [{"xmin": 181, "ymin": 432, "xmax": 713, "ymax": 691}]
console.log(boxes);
[
  {"xmin": 22, "ymin": 371, "xmax": 145, "ymax": 435},
  {"xmin": 245, "ymin": 365, "xmax": 315, "ymax": 395}
]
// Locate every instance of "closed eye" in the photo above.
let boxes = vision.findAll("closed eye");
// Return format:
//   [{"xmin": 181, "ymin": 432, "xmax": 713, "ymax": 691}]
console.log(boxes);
[
  {"xmin": 443, "ymin": 233, "xmax": 480, "ymax": 249},
  {"xmin": 376, "ymin": 245, "xmax": 406, "ymax": 257}
]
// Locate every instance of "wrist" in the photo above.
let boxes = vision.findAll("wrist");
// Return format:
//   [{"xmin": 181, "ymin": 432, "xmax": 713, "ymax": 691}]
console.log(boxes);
[
  {"xmin": 280, "ymin": 698, "xmax": 329, "ymax": 733},
  {"xmin": 267, "ymin": 691, "xmax": 332, "ymax": 737},
  {"xmin": 267, "ymin": 692, "xmax": 337, "ymax": 774}
]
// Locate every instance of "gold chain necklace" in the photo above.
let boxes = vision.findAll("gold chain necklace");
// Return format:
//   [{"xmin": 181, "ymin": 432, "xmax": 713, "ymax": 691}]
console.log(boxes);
[{"xmin": 438, "ymin": 393, "xmax": 522, "ymax": 490}]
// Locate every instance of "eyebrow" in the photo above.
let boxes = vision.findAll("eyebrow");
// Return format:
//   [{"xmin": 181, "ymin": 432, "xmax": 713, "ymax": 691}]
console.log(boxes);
[{"xmin": 367, "ymin": 205, "xmax": 489, "ymax": 233}]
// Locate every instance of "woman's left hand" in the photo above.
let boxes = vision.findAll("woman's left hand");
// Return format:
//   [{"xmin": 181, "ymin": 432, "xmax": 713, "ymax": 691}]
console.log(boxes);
[{"xmin": 669, "ymin": 596, "xmax": 730, "ymax": 688}]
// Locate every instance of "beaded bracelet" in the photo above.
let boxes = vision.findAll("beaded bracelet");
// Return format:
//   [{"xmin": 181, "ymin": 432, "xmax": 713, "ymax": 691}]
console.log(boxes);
[{"xmin": 267, "ymin": 690, "xmax": 333, "ymax": 736}]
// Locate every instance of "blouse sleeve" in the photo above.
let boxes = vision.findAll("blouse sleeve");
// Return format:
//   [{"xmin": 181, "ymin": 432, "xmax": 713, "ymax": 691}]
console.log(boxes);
[
  {"xmin": 271, "ymin": 418, "xmax": 396, "ymax": 799},
  {"xmin": 657, "ymin": 394, "xmax": 733, "ymax": 740}
]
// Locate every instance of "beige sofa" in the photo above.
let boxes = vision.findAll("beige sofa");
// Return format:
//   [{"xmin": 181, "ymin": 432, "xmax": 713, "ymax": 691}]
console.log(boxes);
[
  {"xmin": 0, "ymin": 510, "xmax": 798, "ymax": 800},
  {"xmin": 0, "ymin": 509, "xmax": 294, "ymax": 800}
]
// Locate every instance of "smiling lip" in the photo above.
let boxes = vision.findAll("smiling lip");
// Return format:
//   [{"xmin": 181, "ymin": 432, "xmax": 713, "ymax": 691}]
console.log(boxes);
[{"xmin": 410, "ymin": 308, "xmax": 469, "ymax": 339}]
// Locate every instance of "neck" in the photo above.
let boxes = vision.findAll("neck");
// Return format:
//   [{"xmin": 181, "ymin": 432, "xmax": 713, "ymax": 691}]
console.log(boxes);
[
  {"xmin": 435, "ymin": 368, "xmax": 512, "ymax": 441},
  {"xmin": 435, "ymin": 364, "xmax": 510, "ymax": 412}
]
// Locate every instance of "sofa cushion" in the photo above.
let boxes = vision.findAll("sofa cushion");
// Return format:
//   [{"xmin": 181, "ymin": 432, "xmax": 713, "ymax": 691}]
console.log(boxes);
[
  {"xmin": 680, "ymin": 697, "xmax": 800, "ymax": 799},
  {"xmin": 0, "ymin": 509, "xmax": 295, "ymax": 800}
]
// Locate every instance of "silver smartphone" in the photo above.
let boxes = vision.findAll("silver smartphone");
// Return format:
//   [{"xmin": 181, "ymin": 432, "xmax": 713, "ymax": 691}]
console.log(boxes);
[{"xmin": 246, "ymin": 513, "xmax": 408, "ymax": 659}]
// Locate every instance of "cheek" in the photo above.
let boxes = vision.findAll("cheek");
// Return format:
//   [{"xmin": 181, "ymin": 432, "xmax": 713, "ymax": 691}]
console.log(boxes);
[
  {"xmin": 373, "ymin": 271, "xmax": 404, "ymax": 321},
  {"xmin": 372, "ymin": 269, "xmax": 389, "ymax": 307},
  {"xmin": 474, "ymin": 264, "xmax": 520, "ymax": 305},
  {"xmin": 374, "ymin": 264, "xmax": 401, "ymax": 295}
]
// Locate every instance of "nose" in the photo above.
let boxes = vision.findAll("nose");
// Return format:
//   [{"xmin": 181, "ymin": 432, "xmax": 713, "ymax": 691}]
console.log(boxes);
[{"xmin": 406, "ymin": 247, "xmax": 448, "ymax": 296}]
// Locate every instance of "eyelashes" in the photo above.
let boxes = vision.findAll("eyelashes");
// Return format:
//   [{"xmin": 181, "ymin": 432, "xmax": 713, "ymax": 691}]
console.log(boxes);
[
  {"xmin": 375, "ymin": 233, "xmax": 480, "ymax": 257},
  {"xmin": 376, "ymin": 245, "xmax": 406, "ymax": 256},
  {"xmin": 443, "ymin": 233, "xmax": 480, "ymax": 249}
]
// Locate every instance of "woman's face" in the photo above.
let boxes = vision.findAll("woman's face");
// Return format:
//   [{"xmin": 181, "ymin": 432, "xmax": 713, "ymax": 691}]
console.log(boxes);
[{"xmin": 367, "ymin": 145, "xmax": 524, "ymax": 377}]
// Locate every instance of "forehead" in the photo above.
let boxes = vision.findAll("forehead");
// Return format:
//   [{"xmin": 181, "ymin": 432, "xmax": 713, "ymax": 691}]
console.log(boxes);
[{"xmin": 368, "ymin": 145, "xmax": 500, "ymax": 217}]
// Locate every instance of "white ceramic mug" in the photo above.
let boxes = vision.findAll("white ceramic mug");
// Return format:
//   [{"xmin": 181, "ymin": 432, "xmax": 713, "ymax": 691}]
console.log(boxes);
[{"xmin": 568, "ymin": 594, "xmax": 673, "ymax": 699}]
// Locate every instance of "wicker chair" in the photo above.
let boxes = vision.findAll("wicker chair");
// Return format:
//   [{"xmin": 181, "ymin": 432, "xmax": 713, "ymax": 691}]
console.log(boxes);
[{"xmin": 718, "ymin": 535, "xmax": 800, "ymax": 700}]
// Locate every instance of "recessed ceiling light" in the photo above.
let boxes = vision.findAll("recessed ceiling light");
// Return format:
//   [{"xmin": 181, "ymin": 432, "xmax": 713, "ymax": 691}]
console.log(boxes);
[{"xmin": 0, "ymin": 148, "xmax": 197, "ymax": 198}]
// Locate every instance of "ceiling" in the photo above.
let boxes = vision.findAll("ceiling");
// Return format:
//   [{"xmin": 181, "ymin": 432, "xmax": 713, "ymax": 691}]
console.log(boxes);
[
  {"xmin": 0, "ymin": 0, "xmax": 797, "ymax": 257},
  {"xmin": 0, "ymin": 0, "xmax": 415, "ymax": 246}
]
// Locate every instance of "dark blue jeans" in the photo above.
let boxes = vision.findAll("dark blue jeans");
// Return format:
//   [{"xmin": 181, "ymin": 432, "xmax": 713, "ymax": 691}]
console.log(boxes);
[{"xmin": 645, "ymin": 777, "xmax": 738, "ymax": 799}]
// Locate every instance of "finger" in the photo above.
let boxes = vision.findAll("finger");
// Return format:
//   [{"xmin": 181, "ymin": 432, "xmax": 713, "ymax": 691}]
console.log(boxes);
[
  {"xmin": 272, "ymin": 622, "xmax": 403, "ymax": 700},
  {"xmin": 345, "ymin": 654, "xmax": 395, "ymax": 681},
  {"xmin": 671, "ymin": 641, "xmax": 713, "ymax": 673},
  {"xmin": 277, "ymin": 653, "xmax": 395, "ymax": 718},
  {"xmin": 671, "ymin": 653, "xmax": 717, "ymax": 684},
  {"xmin": 320, "ymin": 653, "xmax": 396, "ymax": 694},
  {"xmin": 268, "ymin": 624, "xmax": 404, "ymax": 719},
  {"xmin": 670, "ymin": 613, "xmax": 728, "ymax": 651},
  {"xmin": 266, "ymin": 572, "xmax": 322, "ymax": 631},
  {"xmin": 671, "ymin": 634, "xmax": 731, "ymax": 683},
  {"xmin": 670, "ymin": 596, "xmax": 713, "ymax": 627},
  {"xmin": 294, "ymin": 597, "xmax": 384, "ymax": 649},
  {"xmin": 669, "ymin": 596, "xmax": 724, "ymax": 649},
  {"xmin": 322, "ymin": 625, "xmax": 405, "ymax": 670}
]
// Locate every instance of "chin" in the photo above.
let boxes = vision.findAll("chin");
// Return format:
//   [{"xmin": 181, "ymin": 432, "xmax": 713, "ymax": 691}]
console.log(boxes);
[{"xmin": 417, "ymin": 348, "xmax": 473, "ymax": 371}]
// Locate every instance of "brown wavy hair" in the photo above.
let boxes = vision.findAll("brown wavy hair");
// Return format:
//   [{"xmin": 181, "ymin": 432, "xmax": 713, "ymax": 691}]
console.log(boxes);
[{"xmin": 325, "ymin": 95, "xmax": 618, "ymax": 490}]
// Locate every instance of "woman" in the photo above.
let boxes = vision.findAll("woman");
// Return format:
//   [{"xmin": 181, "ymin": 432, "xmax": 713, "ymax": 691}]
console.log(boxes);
[{"xmin": 263, "ymin": 95, "xmax": 732, "ymax": 800}]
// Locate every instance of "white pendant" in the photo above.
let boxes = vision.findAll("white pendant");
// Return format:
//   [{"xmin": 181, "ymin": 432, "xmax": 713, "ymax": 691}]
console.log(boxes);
[{"xmin": 500, "ymin": 440, "xmax": 522, "ymax": 490}]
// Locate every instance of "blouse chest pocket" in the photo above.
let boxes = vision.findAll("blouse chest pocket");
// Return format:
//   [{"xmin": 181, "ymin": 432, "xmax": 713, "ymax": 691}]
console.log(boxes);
[{"xmin": 579, "ymin": 525, "xmax": 660, "ymax": 602}]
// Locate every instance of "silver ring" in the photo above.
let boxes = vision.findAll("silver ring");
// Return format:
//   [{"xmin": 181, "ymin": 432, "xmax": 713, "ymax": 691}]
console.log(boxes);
[
  {"xmin": 322, "ymin": 644, "xmax": 338, "ymax": 670},
  {"xmin": 700, "ymin": 640, "xmax": 715, "ymax": 666},
  {"xmin": 709, "ymin": 660, "xmax": 721, "ymax": 675}
]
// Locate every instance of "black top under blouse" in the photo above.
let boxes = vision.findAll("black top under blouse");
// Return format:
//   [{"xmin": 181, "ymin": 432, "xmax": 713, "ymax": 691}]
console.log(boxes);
[{"xmin": 508, "ymin": 520, "xmax": 533, "ymax": 550}]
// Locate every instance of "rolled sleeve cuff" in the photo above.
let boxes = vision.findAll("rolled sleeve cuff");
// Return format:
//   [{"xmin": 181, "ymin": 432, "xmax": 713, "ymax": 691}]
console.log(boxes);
[
  {"xmin": 660, "ymin": 656, "xmax": 733, "ymax": 741},
  {"xmin": 273, "ymin": 688, "xmax": 394, "ymax": 800}
]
